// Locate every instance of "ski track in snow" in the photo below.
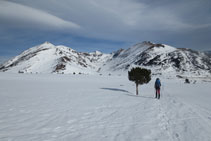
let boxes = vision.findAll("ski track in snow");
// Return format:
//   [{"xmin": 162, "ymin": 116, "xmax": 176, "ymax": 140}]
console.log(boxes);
[{"xmin": 0, "ymin": 73, "xmax": 211, "ymax": 141}]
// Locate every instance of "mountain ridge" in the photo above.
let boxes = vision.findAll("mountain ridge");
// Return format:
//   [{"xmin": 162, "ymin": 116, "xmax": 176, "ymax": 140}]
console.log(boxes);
[
  {"xmin": 101, "ymin": 42, "xmax": 211, "ymax": 76},
  {"xmin": 0, "ymin": 41, "xmax": 211, "ymax": 77}
]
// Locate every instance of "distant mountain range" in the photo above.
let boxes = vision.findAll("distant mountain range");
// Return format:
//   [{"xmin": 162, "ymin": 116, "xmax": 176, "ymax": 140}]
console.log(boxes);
[{"xmin": 0, "ymin": 41, "xmax": 211, "ymax": 76}]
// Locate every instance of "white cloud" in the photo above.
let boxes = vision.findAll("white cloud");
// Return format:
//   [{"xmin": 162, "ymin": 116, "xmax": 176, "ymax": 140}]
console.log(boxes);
[{"xmin": 0, "ymin": 1, "xmax": 80, "ymax": 30}]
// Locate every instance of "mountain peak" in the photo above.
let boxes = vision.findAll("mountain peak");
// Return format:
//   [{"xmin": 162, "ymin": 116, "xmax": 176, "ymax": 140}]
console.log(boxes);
[
  {"xmin": 0, "ymin": 42, "xmax": 111, "ymax": 74},
  {"xmin": 142, "ymin": 41, "xmax": 164, "ymax": 48},
  {"xmin": 91, "ymin": 51, "xmax": 102, "ymax": 55},
  {"xmin": 43, "ymin": 41, "xmax": 52, "ymax": 44},
  {"xmin": 39, "ymin": 41, "xmax": 54, "ymax": 47},
  {"xmin": 132, "ymin": 41, "xmax": 165, "ymax": 50}
]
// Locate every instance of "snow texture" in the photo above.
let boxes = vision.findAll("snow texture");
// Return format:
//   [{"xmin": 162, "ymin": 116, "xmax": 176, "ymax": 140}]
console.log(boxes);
[{"xmin": 0, "ymin": 73, "xmax": 211, "ymax": 141}]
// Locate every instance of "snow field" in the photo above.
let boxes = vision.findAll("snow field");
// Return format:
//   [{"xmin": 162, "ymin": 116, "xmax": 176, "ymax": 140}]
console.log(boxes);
[{"xmin": 0, "ymin": 73, "xmax": 211, "ymax": 141}]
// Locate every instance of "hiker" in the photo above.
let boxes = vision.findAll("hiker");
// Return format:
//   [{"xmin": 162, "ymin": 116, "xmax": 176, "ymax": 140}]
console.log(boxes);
[{"xmin": 154, "ymin": 78, "xmax": 161, "ymax": 99}]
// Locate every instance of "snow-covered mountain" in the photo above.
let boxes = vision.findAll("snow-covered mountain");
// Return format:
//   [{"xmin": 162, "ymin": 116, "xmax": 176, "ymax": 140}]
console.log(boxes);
[
  {"xmin": 101, "ymin": 41, "xmax": 211, "ymax": 76},
  {"xmin": 0, "ymin": 42, "xmax": 111, "ymax": 74},
  {"xmin": 1, "ymin": 41, "xmax": 211, "ymax": 76}
]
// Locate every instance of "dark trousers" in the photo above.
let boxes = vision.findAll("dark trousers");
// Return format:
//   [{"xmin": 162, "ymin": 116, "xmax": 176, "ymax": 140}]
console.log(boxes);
[{"xmin": 155, "ymin": 89, "xmax": 160, "ymax": 99}]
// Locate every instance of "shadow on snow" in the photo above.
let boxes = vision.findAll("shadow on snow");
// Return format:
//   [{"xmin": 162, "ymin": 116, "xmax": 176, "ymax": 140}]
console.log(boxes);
[
  {"xmin": 100, "ymin": 87, "xmax": 155, "ymax": 99},
  {"xmin": 101, "ymin": 88, "xmax": 130, "ymax": 93}
]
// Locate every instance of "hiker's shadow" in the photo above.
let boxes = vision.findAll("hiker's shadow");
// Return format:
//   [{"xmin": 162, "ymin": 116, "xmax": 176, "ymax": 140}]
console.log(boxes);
[{"xmin": 100, "ymin": 87, "xmax": 154, "ymax": 99}]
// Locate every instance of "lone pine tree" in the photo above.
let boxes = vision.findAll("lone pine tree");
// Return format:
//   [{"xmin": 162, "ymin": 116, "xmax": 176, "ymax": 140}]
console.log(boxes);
[{"xmin": 128, "ymin": 67, "xmax": 151, "ymax": 95}]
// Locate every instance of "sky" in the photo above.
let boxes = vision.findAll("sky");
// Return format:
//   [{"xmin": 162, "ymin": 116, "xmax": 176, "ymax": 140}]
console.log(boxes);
[{"xmin": 0, "ymin": 0, "xmax": 211, "ymax": 58}]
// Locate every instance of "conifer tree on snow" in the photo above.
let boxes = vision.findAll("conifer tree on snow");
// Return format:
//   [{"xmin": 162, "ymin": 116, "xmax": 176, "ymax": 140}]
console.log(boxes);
[{"xmin": 128, "ymin": 67, "xmax": 151, "ymax": 95}]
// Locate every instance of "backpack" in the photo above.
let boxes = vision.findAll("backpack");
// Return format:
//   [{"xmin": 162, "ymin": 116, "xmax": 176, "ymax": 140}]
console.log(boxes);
[{"xmin": 155, "ymin": 79, "xmax": 161, "ymax": 89}]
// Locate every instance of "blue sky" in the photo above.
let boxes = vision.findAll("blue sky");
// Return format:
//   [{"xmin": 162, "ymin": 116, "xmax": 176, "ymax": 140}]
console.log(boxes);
[{"xmin": 0, "ymin": 0, "xmax": 211, "ymax": 58}]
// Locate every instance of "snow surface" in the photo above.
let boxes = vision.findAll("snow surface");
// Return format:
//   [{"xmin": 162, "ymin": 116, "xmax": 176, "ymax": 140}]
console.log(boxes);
[{"xmin": 0, "ymin": 73, "xmax": 211, "ymax": 141}]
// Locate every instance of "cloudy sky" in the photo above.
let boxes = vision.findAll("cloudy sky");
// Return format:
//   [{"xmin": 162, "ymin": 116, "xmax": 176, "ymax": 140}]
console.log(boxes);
[{"xmin": 0, "ymin": 0, "xmax": 211, "ymax": 58}]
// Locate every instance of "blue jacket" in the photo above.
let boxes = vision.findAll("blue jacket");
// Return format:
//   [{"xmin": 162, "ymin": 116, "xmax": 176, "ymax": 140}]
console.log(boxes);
[{"xmin": 155, "ymin": 79, "xmax": 161, "ymax": 89}]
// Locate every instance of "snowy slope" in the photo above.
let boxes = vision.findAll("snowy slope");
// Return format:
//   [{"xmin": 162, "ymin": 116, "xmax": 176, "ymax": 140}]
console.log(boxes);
[
  {"xmin": 0, "ymin": 73, "xmax": 211, "ymax": 141},
  {"xmin": 0, "ymin": 42, "xmax": 111, "ymax": 74},
  {"xmin": 101, "ymin": 41, "xmax": 211, "ymax": 77}
]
